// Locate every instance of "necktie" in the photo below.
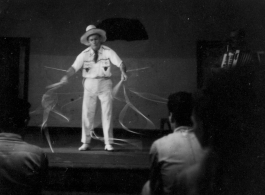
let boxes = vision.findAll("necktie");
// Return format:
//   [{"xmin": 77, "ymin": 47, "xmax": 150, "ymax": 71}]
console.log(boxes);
[{"xmin": 94, "ymin": 50, "xmax": 98, "ymax": 63}]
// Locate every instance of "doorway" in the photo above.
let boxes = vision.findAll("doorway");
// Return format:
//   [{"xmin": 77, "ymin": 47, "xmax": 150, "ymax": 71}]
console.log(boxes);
[{"xmin": 0, "ymin": 37, "xmax": 30, "ymax": 106}]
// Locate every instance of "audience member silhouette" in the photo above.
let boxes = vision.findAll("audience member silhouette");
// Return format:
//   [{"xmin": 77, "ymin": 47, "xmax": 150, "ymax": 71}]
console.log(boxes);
[
  {"xmin": 0, "ymin": 98, "xmax": 49, "ymax": 195},
  {"xmin": 174, "ymin": 67, "xmax": 265, "ymax": 195},
  {"xmin": 141, "ymin": 92, "xmax": 205, "ymax": 195}
]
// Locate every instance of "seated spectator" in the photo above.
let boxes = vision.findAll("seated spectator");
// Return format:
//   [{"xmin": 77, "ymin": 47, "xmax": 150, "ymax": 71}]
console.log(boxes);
[
  {"xmin": 174, "ymin": 67, "xmax": 265, "ymax": 195},
  {"xmin": 141, "ymin": 92, "xmax": 205, "ymax": 195},
  {"xmin": 0, "ymin": 98, "xmax": 49, "ymax": 195}
]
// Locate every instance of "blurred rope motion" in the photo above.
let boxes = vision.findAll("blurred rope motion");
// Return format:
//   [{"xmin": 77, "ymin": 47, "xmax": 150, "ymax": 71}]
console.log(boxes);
[{"xmin": 31, "ymin": 66, "xmax": 167, "ymax": 152}]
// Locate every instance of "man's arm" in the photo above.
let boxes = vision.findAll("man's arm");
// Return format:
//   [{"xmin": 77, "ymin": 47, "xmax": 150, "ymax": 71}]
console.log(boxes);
[
  {"xmin": 60, "ymin": 67, "xmax": 76, "ymax": 84},
  {"xmin": 120, "ymin": 62, "xmax": 128, "ymax": 81},
  {"xmin": 59, "ymin": 51, "xmax": 85, "ymax": 84}
]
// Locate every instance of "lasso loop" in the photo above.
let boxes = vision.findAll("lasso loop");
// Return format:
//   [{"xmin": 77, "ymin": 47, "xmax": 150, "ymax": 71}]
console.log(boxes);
[
  {"xmin": 37, "ymin": 65, "xmax": 167, "ymax": 152},
  {"xmin": 39, "ymin": 85, "xmax": 70, "ymax": 153}
]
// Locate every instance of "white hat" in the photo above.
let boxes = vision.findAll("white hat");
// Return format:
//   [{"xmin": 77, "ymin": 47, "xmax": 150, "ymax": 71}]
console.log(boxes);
[{"xmin": 80, "ymin": 25, "xmax": 107, "ymax": 46}]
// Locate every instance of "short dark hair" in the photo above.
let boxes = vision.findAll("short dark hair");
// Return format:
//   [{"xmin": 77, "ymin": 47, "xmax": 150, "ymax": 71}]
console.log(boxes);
[
  {"xmin": 167, "ymin": 91, "xmax": 193, "ymax": 126},
  {"xmin": 0, "ymin": 99, "xmax": 31, "ymax": 130}
]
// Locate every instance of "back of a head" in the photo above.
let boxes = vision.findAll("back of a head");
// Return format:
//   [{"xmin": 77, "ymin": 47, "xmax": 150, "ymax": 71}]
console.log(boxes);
[
  {"xmin": 0, "ymin": 98, "xmax": 31, "ymax": 132},
  {"xmin": 167, "ymin": 91, "xmax": 193, "ymax": 126}
]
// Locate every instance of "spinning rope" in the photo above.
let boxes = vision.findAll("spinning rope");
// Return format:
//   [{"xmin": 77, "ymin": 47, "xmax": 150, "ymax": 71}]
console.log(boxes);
[{"xmin": 35, "ymin": 66, "xmax": 166, "ymax": 152}]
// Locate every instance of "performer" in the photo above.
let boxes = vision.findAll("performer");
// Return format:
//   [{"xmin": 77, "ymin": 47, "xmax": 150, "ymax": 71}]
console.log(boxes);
[
  {"xmin": 202, "ymin": 29, "xmax": 257, "ymax": 89},
  {"xmin": 212, "ymin": 29, "xmax": 251, "ymax": 72},
  {"xmin": 58, "ymin": 25, "xmax": 127, "ymax": 151},
  {"xmin": 220, "ymin": 29, "xmax": 248, "ymax": 69}
]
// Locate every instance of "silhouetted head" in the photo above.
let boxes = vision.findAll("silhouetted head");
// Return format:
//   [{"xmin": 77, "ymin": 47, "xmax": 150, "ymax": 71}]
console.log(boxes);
[
  {"xmin": 227, "ymin": 28, "xmax": 247, "ymax": 50},
  {"xmin": 167, "ymin": 91, "xmax": 193, "ymax": 129}
]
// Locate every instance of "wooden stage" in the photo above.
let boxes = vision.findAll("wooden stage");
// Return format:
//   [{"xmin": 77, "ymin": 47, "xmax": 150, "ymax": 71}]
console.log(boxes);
[{"xmin": 24, "ymin": 127, "xmax": 170, "ymax": 194}]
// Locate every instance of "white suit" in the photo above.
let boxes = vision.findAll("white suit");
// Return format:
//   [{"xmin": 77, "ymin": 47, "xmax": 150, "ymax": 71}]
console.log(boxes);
[{"xmin": 71, "ymin": 45, "xmax": 122, "ymax": 145}]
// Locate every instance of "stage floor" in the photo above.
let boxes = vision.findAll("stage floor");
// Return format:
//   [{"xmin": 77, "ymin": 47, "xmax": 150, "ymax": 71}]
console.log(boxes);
[
  {"xmin": 23, "ymin": 127, "xmax": 169, "ymax": 194},
  {"xmin": 23, "ymin": 127, "xmax": 163, "ymax": 169}
]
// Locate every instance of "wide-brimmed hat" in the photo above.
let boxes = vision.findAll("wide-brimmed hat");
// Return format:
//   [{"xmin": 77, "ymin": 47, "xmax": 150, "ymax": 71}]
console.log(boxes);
[{"xmin": 80, "ymin": 25, "xmax": 107, "ymax": 46}]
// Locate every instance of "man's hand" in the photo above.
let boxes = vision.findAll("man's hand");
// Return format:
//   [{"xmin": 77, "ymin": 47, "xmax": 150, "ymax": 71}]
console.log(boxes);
[
  {"xmin": 60, "ymin": 76, "xmax": 69, "ymax": 84},
  {"xmin": 47, "ymin": 67, "xmax": 75, "ymax": 89},
  {"xmin": 61, "ymin": 67, "xmax": 75, "ymax": 84},
  {"xmin": 120, "ymin": 62, "xmax": 127, "ymax": 81},
  {"xmin": 46, "ymin": 76, "xmax": 69, "ymax": 89},
  {"xmin": 121, "ymin": 73, "xmax": 128, "ymax": 81}
]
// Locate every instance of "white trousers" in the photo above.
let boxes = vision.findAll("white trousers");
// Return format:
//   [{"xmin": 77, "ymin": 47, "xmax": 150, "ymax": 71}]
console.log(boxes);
[{"xmin": 81, "ymin": 78, "xmax": 113, "ymax": 145}]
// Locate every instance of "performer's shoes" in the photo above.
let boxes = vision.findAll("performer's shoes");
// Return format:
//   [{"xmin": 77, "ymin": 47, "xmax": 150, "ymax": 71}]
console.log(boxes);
[
  {"xmin": 104, "ymin": 144, "xmax": 114, "ymax": 151},
  {"xmin": 78, "ymin": 144, "xmax": 90, "ymax": 151}
]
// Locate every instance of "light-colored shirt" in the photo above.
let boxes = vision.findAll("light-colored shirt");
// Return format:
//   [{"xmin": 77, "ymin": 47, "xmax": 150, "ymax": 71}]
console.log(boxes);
[
  {"xmin": 72, "ymin": 45, "xmax": 122, "ymax": 78},
  {"xmin": 149, "ymin": 126, "xmax": 204, "ymax": 195}
]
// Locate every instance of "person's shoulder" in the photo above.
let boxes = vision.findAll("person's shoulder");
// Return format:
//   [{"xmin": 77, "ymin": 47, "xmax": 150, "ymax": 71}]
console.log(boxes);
[
  {"xmin": 151, "ymin": 135, "xmax": 167, "ymax": 149},
  {"xmin": 79, "ymin": 47, "xmax": 91, "ymax": 54},
  {"xmin": 22, "ymin": 142, "xmax": 46, "ymax": 155},
  {"xmin": 101, "ymin": 45, "xmax": 118, "ymax": 54},
  {"xmin": 101, "ymin": 45, "xmax": 112, "ymax": 51},
  {"xmin": 153, "ymin": 132, "xmax": 176, "ymax": 146}
]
